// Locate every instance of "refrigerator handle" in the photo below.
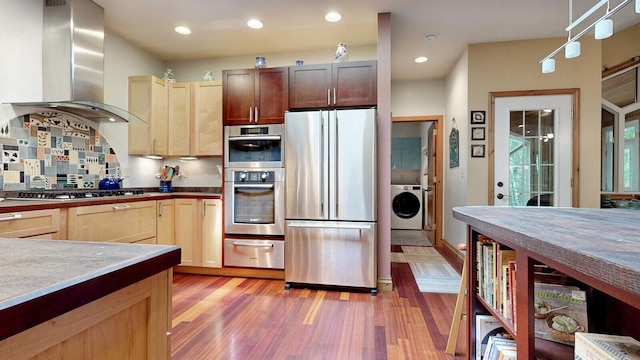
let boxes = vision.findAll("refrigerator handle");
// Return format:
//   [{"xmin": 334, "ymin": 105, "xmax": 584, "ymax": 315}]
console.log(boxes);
[
  {"xmin": 320, "ymin": 110, "xmax": 326, "ymax": 217},
  {"xmin": 333, "ymin": 111, "xmax": 338, "ymax": 219}
]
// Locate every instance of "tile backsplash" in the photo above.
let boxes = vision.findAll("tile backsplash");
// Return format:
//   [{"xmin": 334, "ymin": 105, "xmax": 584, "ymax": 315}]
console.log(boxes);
[{"xmin": 0, "ymin": 112, "xmax": 120, "ymax": 191}]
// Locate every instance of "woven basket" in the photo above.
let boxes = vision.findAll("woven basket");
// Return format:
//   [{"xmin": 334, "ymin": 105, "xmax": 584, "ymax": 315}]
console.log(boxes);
[{"xmin": 545, "ymin": 312, "xmax": 585, "ymax": 342}]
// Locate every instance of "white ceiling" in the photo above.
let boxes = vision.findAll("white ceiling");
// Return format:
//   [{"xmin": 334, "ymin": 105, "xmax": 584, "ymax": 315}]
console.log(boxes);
[{"xmin": 93, "ymin": 0, "xmax": 640, "ymax": 81}]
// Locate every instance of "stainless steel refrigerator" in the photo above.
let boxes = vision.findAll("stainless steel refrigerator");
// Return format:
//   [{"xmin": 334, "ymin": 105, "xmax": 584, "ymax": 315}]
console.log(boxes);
[{"xmin": 284, "ymin": 108, "xmax": 377, "ymax": 291}]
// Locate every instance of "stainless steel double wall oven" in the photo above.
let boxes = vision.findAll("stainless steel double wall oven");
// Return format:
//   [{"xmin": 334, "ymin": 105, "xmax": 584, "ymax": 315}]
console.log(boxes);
[{"xmin": 223, "ymin": 124, "xmax": 284, "ymax": 269}]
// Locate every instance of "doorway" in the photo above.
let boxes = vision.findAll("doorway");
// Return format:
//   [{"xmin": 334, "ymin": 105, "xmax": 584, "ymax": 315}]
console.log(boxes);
[
  {"xmin": 391, "ymin": 115, "xmax": 443, "ymax": 247},
  {"xmin": 489, "ymin": 90, "xmax": 580, "ymax": 207}
]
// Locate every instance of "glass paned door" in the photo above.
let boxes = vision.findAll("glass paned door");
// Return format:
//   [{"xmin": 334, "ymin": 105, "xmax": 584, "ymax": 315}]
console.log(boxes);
[{"xmin": 495, "ymin": 95, "xmax": 573, "ymax": 207}]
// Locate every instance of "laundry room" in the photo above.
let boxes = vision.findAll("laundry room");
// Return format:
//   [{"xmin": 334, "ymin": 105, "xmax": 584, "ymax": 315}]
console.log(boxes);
[{"xmin": 391, "ymin": 121, "xmax": 433, "ymax": 231}]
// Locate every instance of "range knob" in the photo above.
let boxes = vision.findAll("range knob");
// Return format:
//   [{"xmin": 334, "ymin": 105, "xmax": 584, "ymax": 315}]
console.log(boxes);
[
  {"xmin": 239, "ymin": 172, "xmax": 247, "ymax": 181},
  {"xmin": 261, "ymin": 172, "xmax": 268, "ymax": 181}
]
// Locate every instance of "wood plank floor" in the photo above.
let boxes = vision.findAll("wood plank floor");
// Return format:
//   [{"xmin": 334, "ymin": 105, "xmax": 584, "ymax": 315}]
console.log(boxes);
[{"xmin": 171, "ymin": 258, "xmax": 468, "ymax": 359}]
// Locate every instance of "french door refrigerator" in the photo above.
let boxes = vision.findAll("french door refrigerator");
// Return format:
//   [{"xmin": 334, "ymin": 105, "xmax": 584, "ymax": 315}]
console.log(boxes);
[{"xmin": 284, "ymin": 108, "xmax": 377, "ymax": 292}]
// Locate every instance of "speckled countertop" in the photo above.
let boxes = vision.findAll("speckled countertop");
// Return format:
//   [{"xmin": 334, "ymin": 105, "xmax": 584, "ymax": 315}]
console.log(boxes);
[{"xmin": 0, "ymin": 238, "xmax": 180, "ymax": 340}]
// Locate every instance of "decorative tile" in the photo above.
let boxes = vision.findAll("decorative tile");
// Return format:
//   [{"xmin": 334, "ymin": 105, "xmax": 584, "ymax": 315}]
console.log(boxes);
[
  {"xmin": 0, "ymin": 114, "xmax": 120, "ymax": 189},
  {"xmin": 23, "ymin": 159, "xmax": 41, "ymax": 175},
  {"xmin": 3, "ymin": 149, "xmax": 19, "ymax": 163}
]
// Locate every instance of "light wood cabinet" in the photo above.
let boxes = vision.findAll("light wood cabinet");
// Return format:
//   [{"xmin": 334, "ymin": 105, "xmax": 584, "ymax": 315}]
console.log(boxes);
[
  {"xmin": 128, "ymin": 75, "xmax": 168, "ymax": 155},
  {"xmin": 0, "ymin": 270, "xmax": 173, "ymax": 360},
  {"xmin": 67, "ymin": 200, "xmax": 157, "ymax": 243},
  {"xmin": 156, "ymin": 199, "xmax": 175, "ymax": 245},
  {"xmin": 174, "ymin": 198, "xmax": 199, "ymax": 265},
  {"xmin": 202, "ymin": 199, "xmax": 222, "ymax": 268},
  {"xmin": 289, "ymin": 60, "xmax": 377, "ymax": 109},
  {"xmin": 222, "ymin": 67, "xmax": 288, "ymax": 125},
  {"xmin": 129, "ymin": 77, "xmax": 223, "ymax": 157},
  {"xmin": 174, "ymin": 198, "xmax": 222, "ymax": 268},
  {"xmin": 191, "ymin": 81, "xmax": 223, "ymax": 156},
  {"xmin": 0, "ymin": 208, "xmax": 62, "ymax": 239},
  {"xmin": 168, "ymin": 82, "xmax": 191, "ymax": 156}
]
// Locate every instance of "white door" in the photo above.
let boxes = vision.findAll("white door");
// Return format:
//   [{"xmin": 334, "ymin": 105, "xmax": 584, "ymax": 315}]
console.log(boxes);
[{"xmin": 494, "ymin": 95, "xmax": 573, "ymax": 207}]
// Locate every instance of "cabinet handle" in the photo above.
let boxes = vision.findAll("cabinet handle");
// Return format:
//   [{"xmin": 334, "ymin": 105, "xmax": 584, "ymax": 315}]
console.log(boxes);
[
  {"xmin": 152, "ymin": 139, "xmax": 157, "ymax": 154},
  {"xmin": 113, "ymin": 205, "xmax": 131, "ymax": 211},
  {"xmin": 327, "ymin": 89, "xmax": 331, "ymax": 106},
  {"xmin": 158, "ymin": 201, "xmax": 163, "ymax": 217},
  {"xmin": 255, "ymin": 107, "xmax": 258, "ymax": 123},
  {"xmin": 203, "ymin": 202, "xmax": 206, "ymax": 216},
  {"xmin": 249, "ymin": 106, "xmax": 253, "ymax": 122},
  {"xmin": 0, "ymin": 214, "xmax": 22, "ymax": 222},
  {"xmin": 333, "ymin": 88, "xmax": 336, "ymax": 105}
]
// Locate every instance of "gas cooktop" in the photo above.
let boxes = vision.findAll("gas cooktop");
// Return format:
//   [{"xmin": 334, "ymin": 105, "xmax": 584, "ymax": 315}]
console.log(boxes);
[{"xmin": 7, "ymin": 189, "xmax": 146, "ymax": 201}]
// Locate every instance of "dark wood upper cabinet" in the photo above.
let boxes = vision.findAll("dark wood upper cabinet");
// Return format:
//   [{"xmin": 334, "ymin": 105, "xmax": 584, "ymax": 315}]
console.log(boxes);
[
  {"xmin": 222, "ymin": 67, "xmax": 288, "ymax": 125},
  {"xmin": 289, "ymin": 60, "xmax": 377, "ymax": 109}
]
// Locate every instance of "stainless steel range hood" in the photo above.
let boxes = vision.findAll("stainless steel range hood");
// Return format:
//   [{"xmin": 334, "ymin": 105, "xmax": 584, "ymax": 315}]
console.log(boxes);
[{"xmin": 7, "ymin": 0, "xmax": 142, "ymax": 124}]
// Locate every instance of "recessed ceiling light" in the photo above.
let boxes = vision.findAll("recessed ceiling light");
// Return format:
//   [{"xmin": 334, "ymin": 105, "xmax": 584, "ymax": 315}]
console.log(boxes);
[
  {"xmin": 325, "ymin": 12, "xmax": 342, "ymax": 22},
  {"xmin": 174, "ymin": 26, "xmax": 191, "ymax": 35},
  {"xmin": 247, "ymin": 19, "xmax": 263, "ymax": 29},
  {"xmin": 415, "ymin": 56, "xmax": 428, "ymax": 63}
]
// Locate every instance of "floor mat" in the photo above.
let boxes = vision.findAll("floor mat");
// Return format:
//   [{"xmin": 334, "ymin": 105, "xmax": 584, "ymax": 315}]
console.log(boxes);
[
  {"xmin": 396, "ymin": 246, "xmax": 461, "ymax": 294},
  {"xmin": 390, "ymin": 230, "xmax": 433, "ymax": 246}
]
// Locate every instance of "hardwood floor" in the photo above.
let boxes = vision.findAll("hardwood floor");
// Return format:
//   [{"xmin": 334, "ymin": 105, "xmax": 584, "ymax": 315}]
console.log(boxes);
[{"xmin": 171, "ymin": 259, "xmax": 468, "ymax": 359}]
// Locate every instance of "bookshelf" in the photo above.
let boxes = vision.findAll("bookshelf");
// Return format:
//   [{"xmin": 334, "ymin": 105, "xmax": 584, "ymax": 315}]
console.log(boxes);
[{"xmin": 452, "ymin": 206, "xmax": 640, "ymax": 359}]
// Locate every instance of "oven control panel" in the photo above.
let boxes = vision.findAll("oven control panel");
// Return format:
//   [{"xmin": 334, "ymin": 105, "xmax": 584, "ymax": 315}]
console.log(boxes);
[{"xmin": 233, "ymin": 170, "xmax": 275, "ymax": 183}]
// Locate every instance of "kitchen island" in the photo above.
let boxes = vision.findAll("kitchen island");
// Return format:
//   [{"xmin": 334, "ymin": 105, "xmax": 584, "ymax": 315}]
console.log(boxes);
[
  {"xmin": 0, "ymin": 238, "xmax": 180, "ymax": 359},
  {"xmin": 453, "ymin": 206, "xmax": 640, "ymax": 359}
]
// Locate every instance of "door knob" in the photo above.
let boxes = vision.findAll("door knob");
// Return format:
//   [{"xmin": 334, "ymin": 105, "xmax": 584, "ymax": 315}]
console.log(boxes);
[{"xmin": 497, "ymin": 181, "xmax": 504, "ymax": 187}]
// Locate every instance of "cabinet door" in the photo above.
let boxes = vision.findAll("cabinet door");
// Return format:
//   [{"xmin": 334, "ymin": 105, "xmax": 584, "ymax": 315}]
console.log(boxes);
[
  {"xmin": 67, "ymin": 201, "xmax": 157, "ymax": 243},
  {"xmin": 201, "ymin": 199, "xmax": 222, "ymax": 268},
  {"xmin": 222, "ymin": 69, "xmax": 254, "ymax": 125},
  {"xmin": 128, "ymin": 75, "xmax": 168, "ymax": 155},
  {"xmin": 174, "ymin": 198, "xmax": 199, "ymax": 266},
  {"xmin": 333, "ymin": 61, "xmax": 377, "ymax": 107},
  {"xmin": 191, "ymin": 81, "xmax": 223, "ymax": 156},
  {"xmin": 156, "ymin": 200, "xmax": 175, "ymax": 245},
  {"xmin": 254, "ymin": 67, "xmax": 288, "ymax": 124},
  {"xmin": 289, "ymin": 64, "xmax": 332, "ymax": 109},
  {"xmin": 168, "ymin": 82, "xmax": 191, "ymax": 156}
]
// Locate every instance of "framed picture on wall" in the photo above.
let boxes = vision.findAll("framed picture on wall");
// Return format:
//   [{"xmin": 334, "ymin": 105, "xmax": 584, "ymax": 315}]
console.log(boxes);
[
  {"xmin": 471, "ymin": 110, "xmax": 486, "ymax": 124},
  {"xmin": 471, "ymin": 144, "xmax": 485, "ymax": 158},
  {"xmin": 471, "ymin": 127, "xmax": 486, "ymax": 140}
]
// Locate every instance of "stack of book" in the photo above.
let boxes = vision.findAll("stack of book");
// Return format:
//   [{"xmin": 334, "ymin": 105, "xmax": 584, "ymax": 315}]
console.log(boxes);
[
  {"xmin": 483, "ymin": 335, "xmax": 517, "ymax": 360},
  {"xmin": 575, "ymin": 333, "xmax": 640, "ymax": 360}
]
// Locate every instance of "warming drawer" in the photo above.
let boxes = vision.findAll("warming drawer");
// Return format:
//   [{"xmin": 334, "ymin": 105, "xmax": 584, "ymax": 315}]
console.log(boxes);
[{"xmin": 224, "ymin": 238, "xmax": 284, "ymax": 269}]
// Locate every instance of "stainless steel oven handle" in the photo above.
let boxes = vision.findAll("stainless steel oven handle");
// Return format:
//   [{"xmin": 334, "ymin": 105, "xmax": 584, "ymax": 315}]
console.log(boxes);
[
  {"xmin": 287, "ymin": 222, "xmax": 372, "ymax": 230},
  {"xmin": 233, "ymin": 184, "xmax": 274, "ymax": 189},
  {"xmin": 226, "ymin": 135, "xmax": 281, "ymax": 141},
  {"xmin": 232, "ymin": 241, "xmax": 274, "ymax": 248}
]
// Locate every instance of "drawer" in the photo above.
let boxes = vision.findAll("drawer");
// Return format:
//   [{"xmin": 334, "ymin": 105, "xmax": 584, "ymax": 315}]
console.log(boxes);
[
  {"xmin": 0, "ymin": 209, "xmax": 61, "ymax": 238},
  {"xmin": 224, "ymin": 238, "xmax": 284, "ymax": 269}
]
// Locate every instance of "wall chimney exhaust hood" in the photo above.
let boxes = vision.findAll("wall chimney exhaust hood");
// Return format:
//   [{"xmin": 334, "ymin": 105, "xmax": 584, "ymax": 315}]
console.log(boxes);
[{"xmin": 7, "ymin": 0, "xmax": 143, "ymax": 124}]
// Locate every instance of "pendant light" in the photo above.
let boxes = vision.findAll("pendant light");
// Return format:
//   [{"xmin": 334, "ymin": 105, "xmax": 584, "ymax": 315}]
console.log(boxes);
[
  {"xmin": 565, "ymin": 41, "xmax": 581, "ymax": 58},
  {"xmin": 539, "ymin": 0, "xmax": 636, "ymax": 74},
  {"xmin": 594, "ymin": 18, "xmax": 614, "ymax": 39},
  {"xmin": 542, "ymin": 59, "xmax": 556, "ymax": 73}
]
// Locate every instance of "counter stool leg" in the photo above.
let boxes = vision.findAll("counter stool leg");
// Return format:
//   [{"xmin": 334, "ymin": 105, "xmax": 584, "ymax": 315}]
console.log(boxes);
[{"xmin": 445, "ymin": 244, "xmax": 467, "ymax": 355}]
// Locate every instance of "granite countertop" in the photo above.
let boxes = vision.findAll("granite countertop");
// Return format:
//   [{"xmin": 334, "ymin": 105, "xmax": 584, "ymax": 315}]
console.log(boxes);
[
  {"xmin": 0, "ymin": 238, "xmax": 180, "ymax": 340},
  {"xmin": 452, "ymin": 206, "xmax": 640, "ymax": 307},
  {"xmin": 0, "ymin": 191, "xmax": 222, "ymax": 212}
]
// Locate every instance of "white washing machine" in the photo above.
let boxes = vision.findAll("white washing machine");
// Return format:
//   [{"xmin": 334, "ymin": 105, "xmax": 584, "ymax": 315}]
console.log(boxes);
[{"xmin": 391, "ymin": 184, "xmax": 423, "ymax": 230}]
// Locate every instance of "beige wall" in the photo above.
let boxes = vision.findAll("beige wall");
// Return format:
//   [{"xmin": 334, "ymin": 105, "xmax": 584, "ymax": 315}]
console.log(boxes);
[
  {"xmin": 602, "ymin": 22, "xmax": 640, "ymax": 69},
  {"xmin": 166, "ymin": 45, "xmax": 377, "ymax": 83},
  {"xmin": 443, "ymin": 50, "xmax": 470, "ymax": 248},
  {"xmin": 468, "ymin": 37, "xmax": 603, "ymax": 209}
]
